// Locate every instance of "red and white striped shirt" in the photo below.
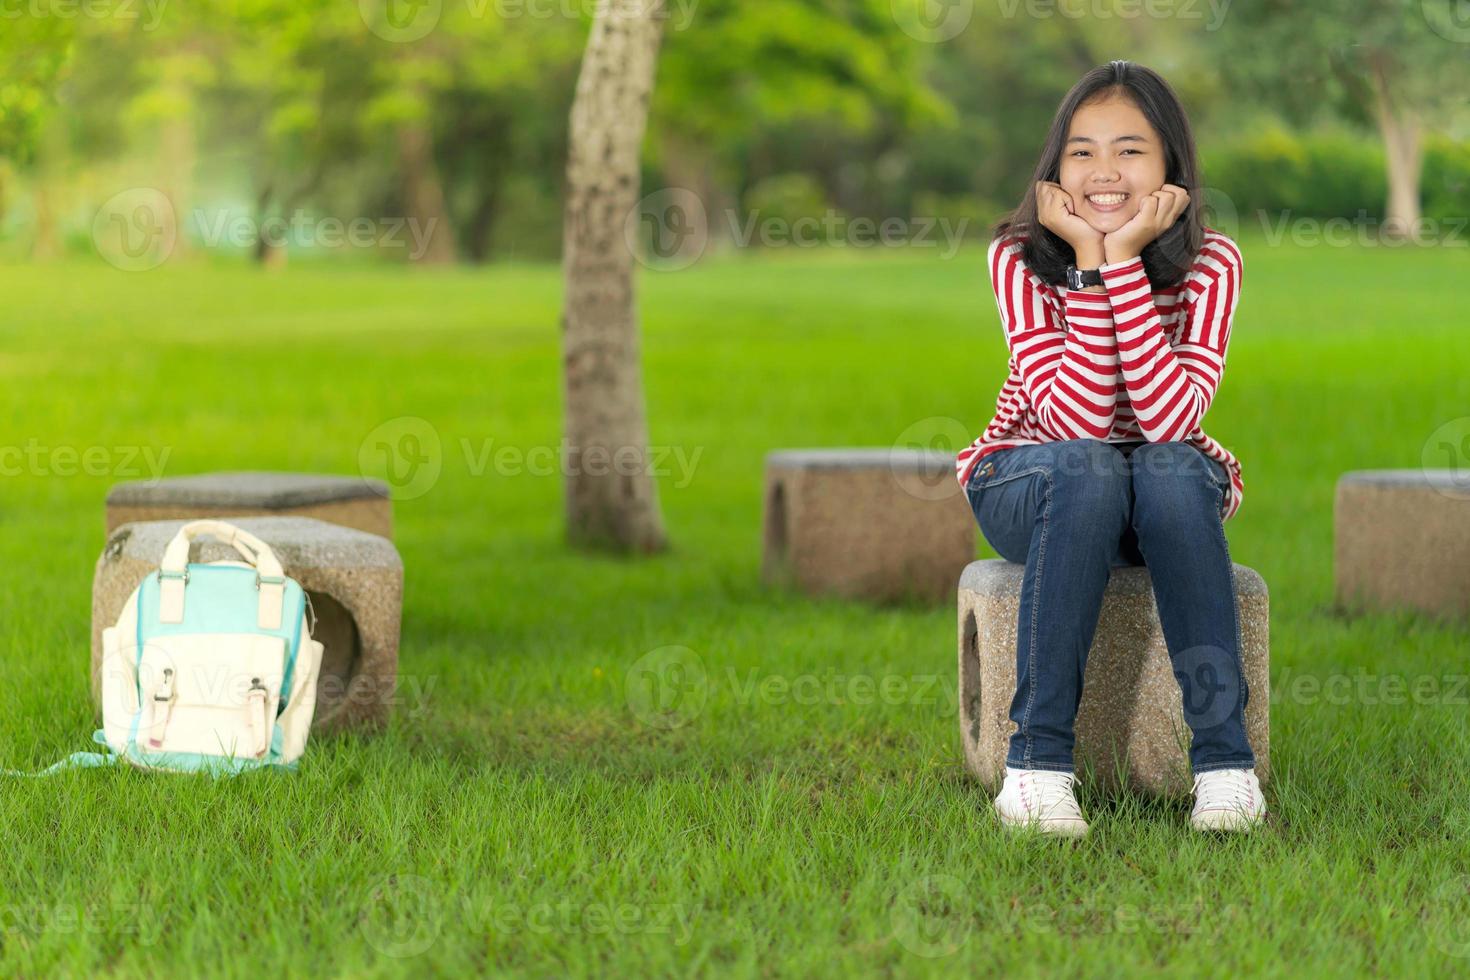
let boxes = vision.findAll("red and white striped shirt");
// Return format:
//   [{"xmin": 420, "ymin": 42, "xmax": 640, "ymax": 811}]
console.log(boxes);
[{"xmin": 955, "ymin": 227, "xmax": 1246, "ymax": 521}]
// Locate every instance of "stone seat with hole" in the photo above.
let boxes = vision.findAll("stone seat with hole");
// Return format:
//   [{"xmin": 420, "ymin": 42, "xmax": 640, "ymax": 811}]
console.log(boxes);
[
  {"xmin": 1335, "ymin": 470, "xmax": 1470, "ymax": 622},
  {"xmin": 762, "ymin": 448, "xmax": 975, "ymax": 604}
]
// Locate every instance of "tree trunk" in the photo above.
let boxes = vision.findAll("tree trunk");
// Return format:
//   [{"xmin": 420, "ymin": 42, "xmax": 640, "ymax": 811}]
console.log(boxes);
[
  {"xmin": 29, "ymin": 118, "xmax": 63, "ymax": 261},
  {"xmin": 160, "ymin": 90, "xmax": 195, "ymax": 258},
  {"xmin": 561, "ymin": 0, "xmax": 669, "ymax": 554},
  {"xmin": 464, "ymin": 177, "xmax": 503, "ymax": 264},
  {"xmin": 1369, "ymin": 55, "xmax": 1423, "ymax": 242},
  {"xmin": 31, "ymin": 183, "xmax": 59, "ymax": 261},
  {"xmin": 252, "ymin": 183, "xmax": 287, "ymax": 268},
  {"xmin": 398, "ymin": 122, "xmax": 458, "ymax": 265}
]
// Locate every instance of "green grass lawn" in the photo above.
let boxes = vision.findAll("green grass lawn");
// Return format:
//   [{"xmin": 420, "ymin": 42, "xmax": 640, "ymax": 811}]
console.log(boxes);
[{"xmin": 2, "ymin": 232, "xmax": 1469, "ymax": 976}]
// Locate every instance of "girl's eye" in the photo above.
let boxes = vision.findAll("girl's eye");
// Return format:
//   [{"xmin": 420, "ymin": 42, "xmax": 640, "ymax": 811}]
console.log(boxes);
[{"xmin": 1070, "ymin": 149, "xmax": 1142, "ymax": 157}]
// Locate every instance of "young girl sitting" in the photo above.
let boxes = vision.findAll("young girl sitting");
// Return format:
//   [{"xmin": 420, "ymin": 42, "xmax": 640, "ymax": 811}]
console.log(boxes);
[{"xmin": 955, "ymin": 60, "xmax": 1263, "ymax": 836}]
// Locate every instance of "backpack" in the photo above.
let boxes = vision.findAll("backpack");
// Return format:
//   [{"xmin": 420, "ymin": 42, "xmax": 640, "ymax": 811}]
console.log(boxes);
[{"xmin": 11, "ymin": 520, "xmax": 323, "ymax": 777}]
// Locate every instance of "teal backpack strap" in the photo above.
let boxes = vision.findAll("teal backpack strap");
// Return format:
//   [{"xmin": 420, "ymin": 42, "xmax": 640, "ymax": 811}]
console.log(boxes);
[{"xmin": 2, "ymin": 731, "xmax": 121, "ymax": 777}]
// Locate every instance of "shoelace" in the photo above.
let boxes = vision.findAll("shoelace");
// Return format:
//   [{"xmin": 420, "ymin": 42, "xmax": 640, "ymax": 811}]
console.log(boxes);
[
  {"xmin": 1019, "ymin": 770, "xmax": 1083, "ymax": 821},
  {"xmin": 1193, "ymin": 769, "xmax": 1256, "ymax": 813}
]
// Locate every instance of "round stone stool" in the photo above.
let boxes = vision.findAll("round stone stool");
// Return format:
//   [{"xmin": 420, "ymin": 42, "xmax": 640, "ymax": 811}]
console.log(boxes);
[
  {"xmin": 958, "ymin": 559, "xmax": 1271, "ymax": 796},
  {"xmin": 763, "ymin": 448, "xmax": 975, "ymax": 604},
  {"xmin": 107, "ymin": 471, "xmax": 393, "ymax": 539},
  {"xmin": 1335, "ymin": 470, "xmax": 1470, "ymax": 621}
]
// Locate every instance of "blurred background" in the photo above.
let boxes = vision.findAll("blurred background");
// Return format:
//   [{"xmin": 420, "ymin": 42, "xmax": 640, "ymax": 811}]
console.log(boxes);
[{"xmin": 3, "ymin": 0, "xmax": 1467, "ymax": 268}]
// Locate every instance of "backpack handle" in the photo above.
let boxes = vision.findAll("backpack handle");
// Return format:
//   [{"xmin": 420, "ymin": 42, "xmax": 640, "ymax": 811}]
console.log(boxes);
[
  {"xmin": 160, "ymin": 520, "xmax": 286, "ymax": 579},
  {"xmin": 157, "ymin": 520, "xmax": 289, "ymax": 629}
]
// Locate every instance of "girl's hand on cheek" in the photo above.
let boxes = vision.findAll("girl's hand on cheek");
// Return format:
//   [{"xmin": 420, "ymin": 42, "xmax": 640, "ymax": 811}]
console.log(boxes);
[
  {"xmin": 1035, "ymin": 181, "xmax": 1104, "ymax": 256},
  {"xmin": 1103, "ymin": 183, "xmax": 1189, "ymax": 264}
]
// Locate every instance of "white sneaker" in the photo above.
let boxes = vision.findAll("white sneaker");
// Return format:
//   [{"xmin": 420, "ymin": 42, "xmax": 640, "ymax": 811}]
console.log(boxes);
[
  {"xmin": 994, "ymin": 767, "xmax": 1089, "ymax": 838},
  {"xmin": 1190, "ymin": 768, "xmax": 1266, "ymax": 832}
]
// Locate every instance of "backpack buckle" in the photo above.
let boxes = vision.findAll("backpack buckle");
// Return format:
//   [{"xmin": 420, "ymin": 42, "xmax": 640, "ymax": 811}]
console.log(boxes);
[
  {"xmin": 153, "ymin": 668, "xmax": 175, "ymax": 703},
  {"xmin": 156, "ymin": 568, "xmax": 189, "ymax": 586},
  {"xmin": 255, "ymin": 574, "xmax": 286, "ymax": 591}
]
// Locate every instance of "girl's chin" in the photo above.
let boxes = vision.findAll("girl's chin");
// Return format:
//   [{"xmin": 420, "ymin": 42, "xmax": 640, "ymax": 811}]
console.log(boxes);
[{"xmin": 1082, "ymin": 213, "xmax": 1132, "ymax": 234}]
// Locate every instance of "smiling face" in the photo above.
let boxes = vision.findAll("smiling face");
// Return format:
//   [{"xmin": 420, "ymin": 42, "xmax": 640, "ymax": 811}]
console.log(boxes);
[{"xmin": 1058, "ymin": 93, "xmax": 1168, "ymax": 234}]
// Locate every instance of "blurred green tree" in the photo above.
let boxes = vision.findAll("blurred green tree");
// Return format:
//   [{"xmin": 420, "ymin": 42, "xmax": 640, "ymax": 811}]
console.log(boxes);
[
  {"xmin": 0, "ymin": 18, "xmax": 73, "ymax": 246},
  {"xmin": 1215, "ymin": 0, "xmax": 1470, "ymax": 239}
]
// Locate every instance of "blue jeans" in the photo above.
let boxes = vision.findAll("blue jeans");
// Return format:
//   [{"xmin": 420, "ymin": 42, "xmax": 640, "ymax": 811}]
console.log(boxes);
[{"xmin": 961, "ymin": 438, "xmax": 1256, "ymax": 775}]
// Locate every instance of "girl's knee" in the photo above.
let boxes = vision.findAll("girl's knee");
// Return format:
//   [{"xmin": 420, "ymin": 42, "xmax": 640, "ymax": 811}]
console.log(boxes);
[
  {"xmin": 1048, "ymin": 438, "xmax": 1130, "ymax": 485},
  {"xmin": 1131, "ymin": 441, "xmax": 1223, "ymax": 491}
]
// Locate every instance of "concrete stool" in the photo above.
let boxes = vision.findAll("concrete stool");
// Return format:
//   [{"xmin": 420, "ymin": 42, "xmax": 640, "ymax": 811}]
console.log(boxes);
[
  {"xmin": 106, "ymin": 471, "xmax": 393, "ymax": 539},
  {"xmin": 1335, "ymin": 470, "xmax": 1470, "ymax": 621},
  {"xmin": 957, "ymin": 560, "xmax": 1270, "ymax": 796},
  {"xmin": 92, "ymin": 516, "xmax": 403, "ymax": 732},
  {"xmin": 763, "ymin": 449, "xmax": 975, "ymax": 604}
]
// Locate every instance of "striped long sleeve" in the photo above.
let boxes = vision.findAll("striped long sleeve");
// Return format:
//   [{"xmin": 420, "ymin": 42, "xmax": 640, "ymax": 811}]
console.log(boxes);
[
  {"xmin": 986, "ymin": 237, "xmax": 1121, "ymax": 441},
  {"xmin": 1099, "ymin": 237, "xmax": 1243, "ymax": 443}
]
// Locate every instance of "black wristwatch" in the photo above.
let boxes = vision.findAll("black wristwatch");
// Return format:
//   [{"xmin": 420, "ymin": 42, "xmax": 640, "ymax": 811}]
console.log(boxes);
[{"xmin": 1065, "ymin": 264, "xmax": 1104, "ymax": 290}]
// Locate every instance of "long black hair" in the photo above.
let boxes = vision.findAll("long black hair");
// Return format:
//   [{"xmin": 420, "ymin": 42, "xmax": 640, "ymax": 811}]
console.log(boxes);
[{"xmin": 991, "ymin": 60, "xmax": 1204, "ymax": 289}]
